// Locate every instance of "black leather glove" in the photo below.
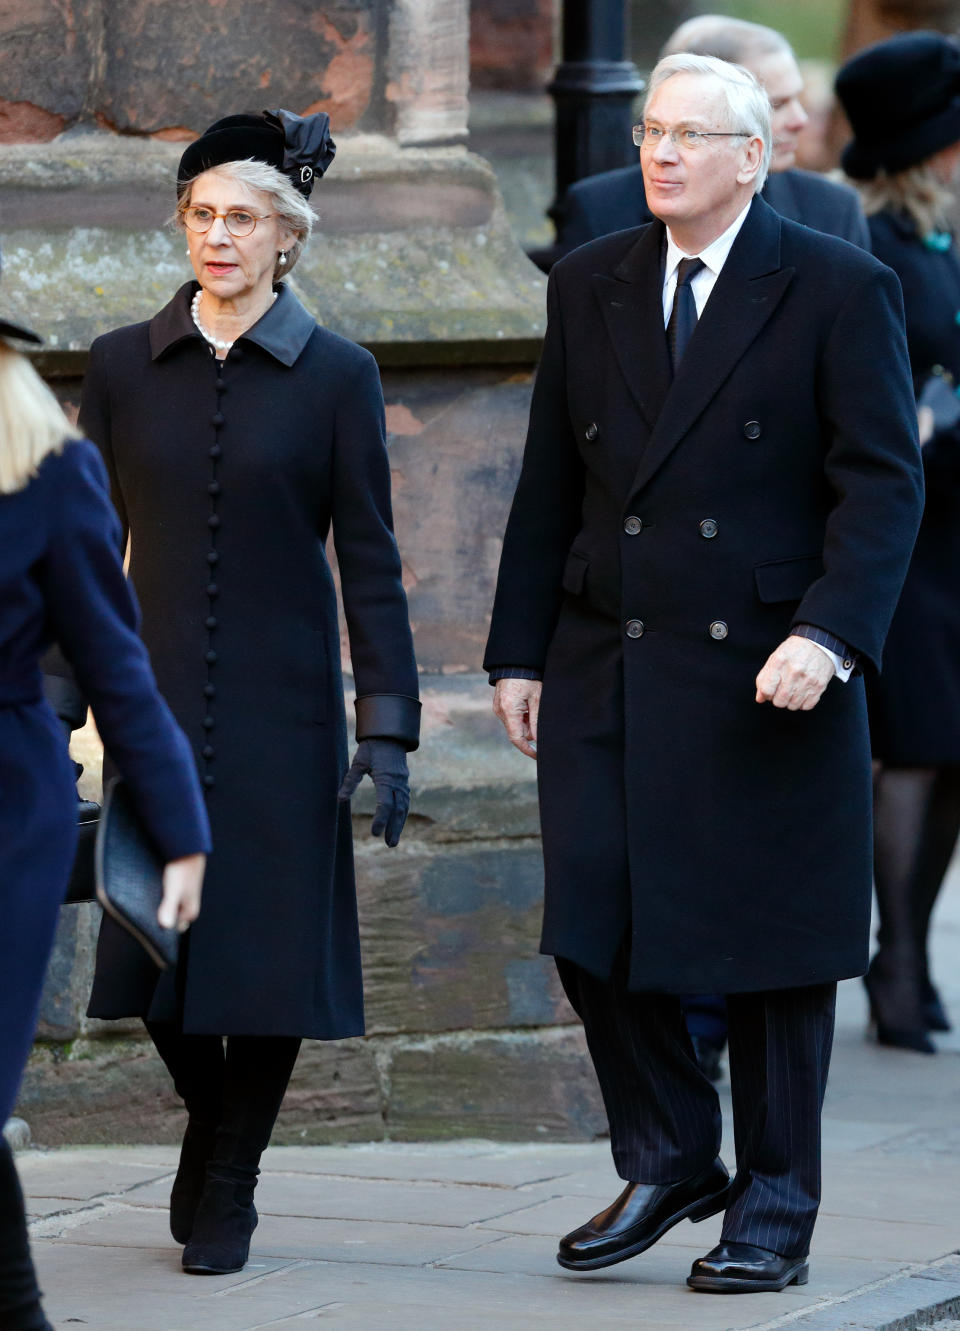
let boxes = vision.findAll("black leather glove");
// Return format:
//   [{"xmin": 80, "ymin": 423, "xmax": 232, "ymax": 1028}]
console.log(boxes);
[{"xmin": 337, "ymin": 738, "xmax": 410, "ymax": 847}]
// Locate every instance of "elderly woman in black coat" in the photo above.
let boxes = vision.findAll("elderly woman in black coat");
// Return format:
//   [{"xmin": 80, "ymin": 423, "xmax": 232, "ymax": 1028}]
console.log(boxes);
[
  {"xmin": 837, "ymin": 33, "xmax": 960, "ymax": 1053},
  {"xmin": 60, "ymin": 110, "xmax": 420, "ymax": 1274},
  {"xmin": 0, "ymin": 307, "xmax": 208, "ymax": 1329}
]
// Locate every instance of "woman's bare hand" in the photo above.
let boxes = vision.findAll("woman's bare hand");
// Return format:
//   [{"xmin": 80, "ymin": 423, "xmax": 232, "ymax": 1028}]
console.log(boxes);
[{"xmin": 158, "ymin": 853, "xmax": 206, "ymax": 932}]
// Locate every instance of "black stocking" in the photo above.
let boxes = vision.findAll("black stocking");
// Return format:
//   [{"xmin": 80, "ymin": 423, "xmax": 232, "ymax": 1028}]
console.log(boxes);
[{"xmin": 871, "ymin": 766, "xmax": 960, "ymax": 1031}]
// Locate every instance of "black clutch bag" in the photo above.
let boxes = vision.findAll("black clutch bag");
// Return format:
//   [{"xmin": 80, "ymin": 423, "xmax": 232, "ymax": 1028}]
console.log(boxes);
[
  {"xmin": 95, "ymin": 777, "xmax": 179, "ymax": 971},
  {"xmin": 63, "ymin": 797, "xmax": 101, "ymax": 904}
]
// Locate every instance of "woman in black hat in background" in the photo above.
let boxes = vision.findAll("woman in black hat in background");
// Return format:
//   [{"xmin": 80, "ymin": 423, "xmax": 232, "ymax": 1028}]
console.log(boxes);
[
  {"xmin": 49, "ymin": 109, "xmax": 420, "ymax": 1275},
  {"xmin": 0, "ymin": 304, "xmax": 208, "ymax": 1326},
  {"xmin": 836, "ymin": 32, "xmax": 960, "ymax": 1053}
]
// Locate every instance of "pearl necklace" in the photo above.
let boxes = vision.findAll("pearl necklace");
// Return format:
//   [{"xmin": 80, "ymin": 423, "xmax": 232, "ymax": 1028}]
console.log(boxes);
[{"xmin": 190, "ymin": 290, "xmax": 278, "ymax": 353}]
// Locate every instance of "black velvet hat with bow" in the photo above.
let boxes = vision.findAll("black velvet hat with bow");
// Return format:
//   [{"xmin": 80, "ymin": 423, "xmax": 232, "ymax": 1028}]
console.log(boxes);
[
  {"xmin": 836, "ymin": 31, "xmax": 960, "ymax": 180},
  {"xmin": 177, "ymin": 108, "xmax": 336, "ymax": 198}
]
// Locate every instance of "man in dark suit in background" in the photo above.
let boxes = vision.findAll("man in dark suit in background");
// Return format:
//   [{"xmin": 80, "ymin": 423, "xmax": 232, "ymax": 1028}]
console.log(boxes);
[
  {"xmin": 547, "ymin": 15, "xmax": 870, "ymax": 266},
  {"xmin": 485, "ymin": 54, "xmax": 922, "ymax": 1293}
]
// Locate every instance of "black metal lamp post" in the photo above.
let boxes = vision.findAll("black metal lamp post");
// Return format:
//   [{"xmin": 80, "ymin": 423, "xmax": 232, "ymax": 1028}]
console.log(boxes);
[{"xmin": 548, "ymin": 0, "xmax": 645, "ymax": 208}]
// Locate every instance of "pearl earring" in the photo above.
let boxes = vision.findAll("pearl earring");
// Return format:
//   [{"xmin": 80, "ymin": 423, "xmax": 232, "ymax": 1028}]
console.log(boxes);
[{"xmin": 278, "ymin": 251, "xmax": 287, "ymax": 267}]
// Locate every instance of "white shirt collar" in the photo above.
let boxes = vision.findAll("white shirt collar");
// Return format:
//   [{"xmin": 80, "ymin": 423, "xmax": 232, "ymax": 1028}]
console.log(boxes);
[{"xmin": 664, "ymin": 200, "xmax": 753, "ymax": 285}]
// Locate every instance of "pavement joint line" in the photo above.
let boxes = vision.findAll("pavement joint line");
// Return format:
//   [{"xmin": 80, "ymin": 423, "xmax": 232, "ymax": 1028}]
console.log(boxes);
[
  {"xmin": 248, "ymin": 1206, "xmax": 545, "ymax": 1231},
  {"xmin": 248, "ymin": 1306, "xmax": 346, "ymax": 1329},
  {"xmin": 210, "ymin": 1259, "xmax": 317, "ymax": 1298},
  {"xmin": 428, "ymin": 1230, "xmax": 516, "ymax": 1269},
  {"xmin": 464, "ymin": 1194, "xmax": 565, "ymax": 1227},
  {"xmin": 27, "ymin": 1198, "xmax": 130, "ymax": 1238},
  {"xmin": 741, "ymin": 1253, "xmax": 960, "ymax": 1331},
  {"xmin": 261, "ymin": 1169, "xmax": 533, "ymax": 1191}
]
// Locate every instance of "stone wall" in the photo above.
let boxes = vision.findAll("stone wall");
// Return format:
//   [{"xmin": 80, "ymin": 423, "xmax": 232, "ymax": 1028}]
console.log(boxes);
[
  {"xmin": 0, "ymin": 0, "xmax": 469, "ymax": 147},
  {"xmin": 470, "ymin": 0, "xmax": 558, "ymax": 92}
]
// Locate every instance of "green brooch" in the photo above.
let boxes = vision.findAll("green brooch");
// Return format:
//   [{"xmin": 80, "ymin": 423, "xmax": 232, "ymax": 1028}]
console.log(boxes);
[{"xmin": 922, "ymin": 230, "xmax": 952, "ymax": 252}]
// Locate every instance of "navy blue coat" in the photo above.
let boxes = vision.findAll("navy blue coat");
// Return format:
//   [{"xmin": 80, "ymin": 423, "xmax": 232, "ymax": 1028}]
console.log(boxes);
[
  {"xmin": 484, "ymin": 197, "xmax": 923, "ymax": 993},
  {"xmin": 554, "ymin": 163, "xmax": 871, "ymax": 257},
  {"xmin": 76, "ymin": 283, "xmax": 419, "ymax": 1039},
  {"xmin": 0, "ymin": 438, "xmax": 209, "ymax": 1122},
  {"xmin": 864, "ymin": 210, "xmax": 960, "ymax": 764}
]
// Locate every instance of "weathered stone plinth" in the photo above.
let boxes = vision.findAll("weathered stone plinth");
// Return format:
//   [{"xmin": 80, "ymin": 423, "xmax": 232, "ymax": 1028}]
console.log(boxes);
[
  {"xmin": 0, "ymin": 134, "xmax": 544, "ymax": 370},
  {"xmin": 17, "ymin": 676, "xmax": 607, "ymax": 1146}
]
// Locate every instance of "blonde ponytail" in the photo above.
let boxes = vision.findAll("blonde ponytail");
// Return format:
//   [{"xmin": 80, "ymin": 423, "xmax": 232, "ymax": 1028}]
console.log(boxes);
[{"xmin": 0, "ymin": 340, "xmax": 80, "ymax": 494}]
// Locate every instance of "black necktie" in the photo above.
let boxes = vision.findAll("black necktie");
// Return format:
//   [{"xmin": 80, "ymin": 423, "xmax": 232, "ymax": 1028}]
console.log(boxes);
[{"xmin": 666, "ymin": 257, "xmax": 705, "ymax": 373}]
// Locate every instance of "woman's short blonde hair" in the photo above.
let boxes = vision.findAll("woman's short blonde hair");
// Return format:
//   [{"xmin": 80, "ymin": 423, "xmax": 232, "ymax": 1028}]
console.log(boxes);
[
  {"xmin": 0, "ymin": 340, "xmax": 80, "ymax": 494},
  {"xmin": 175, "ymin": 158, "xmax": 317, "ymax": 281},
  {"xmin": 848, "ymin": 163, "xmax": 954, "ymax": 237}
]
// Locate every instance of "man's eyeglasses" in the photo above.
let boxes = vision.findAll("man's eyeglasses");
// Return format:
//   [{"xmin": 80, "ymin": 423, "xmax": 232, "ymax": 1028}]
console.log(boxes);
[
  {"xmin": 182, "ymin": 206, "xmax": 274, "ymax": 238},
  {"xmin": 633, "ymin": 123, "xmax": 749, "ymax": 151}
]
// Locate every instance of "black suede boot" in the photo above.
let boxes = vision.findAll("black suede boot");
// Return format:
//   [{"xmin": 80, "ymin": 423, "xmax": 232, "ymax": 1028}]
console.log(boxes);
[
  {"xmin": 0, "ymin": 1141, "xmax": 53, "ymax": 1331},
  {"xmin": 182, "ymin": 1035, "xmax": 300, "ymax": 1275},
  {"xmin": 169, "ymin": 1117, "xmax": 219, "ymax": 1245},
  {"xmin": 145, "ymin": 1021, "xmax": 225, "ymax": 1245},
  {"xmin": 180, "ymin": 1174, "xmax": 259, "ymax": 1275}
]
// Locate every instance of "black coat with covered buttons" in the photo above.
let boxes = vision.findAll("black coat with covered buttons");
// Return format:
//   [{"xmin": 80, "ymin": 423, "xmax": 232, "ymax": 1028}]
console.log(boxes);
[{"xmin": 79, "ymin": 282, "xmax": 419, "ymax": 1038}]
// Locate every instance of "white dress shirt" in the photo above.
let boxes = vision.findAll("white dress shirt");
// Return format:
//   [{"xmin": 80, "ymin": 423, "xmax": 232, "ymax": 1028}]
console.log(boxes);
[{"xmin": 660, "ymin": 200, "xmax": 851, "ymax": 683}]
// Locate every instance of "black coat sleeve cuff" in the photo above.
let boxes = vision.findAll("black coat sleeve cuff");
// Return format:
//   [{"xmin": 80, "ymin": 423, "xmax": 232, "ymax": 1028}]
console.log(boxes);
[
  {"xmin": 487, "ymin": 667, "xmax": 544, "ymax": 686},
  {"xmin": 791, "ymin": 622, "xmax": 858, "ymax": 672},
  {"xmin": 354, "ymin": 694, "xmax": 421, "ymax": 752}
]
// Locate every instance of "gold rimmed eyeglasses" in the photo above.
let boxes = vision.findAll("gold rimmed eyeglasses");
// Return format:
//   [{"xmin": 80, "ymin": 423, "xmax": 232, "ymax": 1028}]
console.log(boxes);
[{"xmin": 182, "ymin": 206, "xmax": 275, "ymax": 238}]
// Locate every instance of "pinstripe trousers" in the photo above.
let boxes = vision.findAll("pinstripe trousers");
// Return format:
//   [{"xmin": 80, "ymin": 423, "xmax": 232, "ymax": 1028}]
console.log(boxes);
[{"xmin": 557, "ymin": 943, "xmax": 837, "ymax": 1258}]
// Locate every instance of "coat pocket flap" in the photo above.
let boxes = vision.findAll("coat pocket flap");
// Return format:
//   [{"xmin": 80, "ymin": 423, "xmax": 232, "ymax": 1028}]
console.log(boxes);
[
  {"xmin": 754, "ymin": 554, "xmax": 824, "ymax": 604},
  {"xmin": 562, "ymin": 549, "xmax": 589, "ymax": 596}
]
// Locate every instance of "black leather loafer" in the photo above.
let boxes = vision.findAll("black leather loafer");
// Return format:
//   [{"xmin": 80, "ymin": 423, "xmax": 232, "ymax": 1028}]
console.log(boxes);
[
  {"xmin": 687, "ymin": 1241, "xmax": 809, "ymax": 1292},
  {"xmin": 557, "ymin": 1157, "xmax": 730, "ymax": 1271}
]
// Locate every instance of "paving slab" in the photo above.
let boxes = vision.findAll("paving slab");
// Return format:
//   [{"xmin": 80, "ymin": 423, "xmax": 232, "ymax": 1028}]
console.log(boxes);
[
  {"xmin": 21, "ymin": 863, "xmax": 960, "ymax": 1329},
  {"xmin": 126, "ymin": 1169, "xmax": 571, "ymax": 1228},
  {"xmin": 258, "ymin": 1140, "xmax": 605, "ymax": 1187}
]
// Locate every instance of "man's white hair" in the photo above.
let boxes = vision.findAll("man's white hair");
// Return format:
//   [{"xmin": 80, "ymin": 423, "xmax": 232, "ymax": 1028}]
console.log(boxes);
[{"xmin": 644, "ymin": 53, "xmax": 773, "ymax": 193}]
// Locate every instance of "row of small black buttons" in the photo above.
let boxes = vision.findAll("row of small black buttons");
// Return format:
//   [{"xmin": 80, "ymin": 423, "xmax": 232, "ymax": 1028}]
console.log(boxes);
[
  {"xmin": 625, "ymin": 619, "xmax": 728, "ymax": 640},
  {"xmin": 201, "ymin": 360, "xmax": 226, "ymax": 793}
]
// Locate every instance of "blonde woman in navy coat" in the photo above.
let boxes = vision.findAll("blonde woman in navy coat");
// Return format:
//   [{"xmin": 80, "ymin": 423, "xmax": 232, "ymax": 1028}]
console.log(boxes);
[
  {"xmin": 0, "ymin": 314, "xmax": 209, "ymax": 1328},
  {"xmin": 837, "ymin": 32, "xmax": 960, "ymax": 1053}
]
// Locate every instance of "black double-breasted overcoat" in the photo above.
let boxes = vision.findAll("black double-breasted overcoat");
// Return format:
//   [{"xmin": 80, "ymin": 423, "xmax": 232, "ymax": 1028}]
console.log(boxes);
[
  {"xmin": 864, "ymin": 210, "xmax": 960, "ymax": 765},
  {"xmin": 485, "ymin": 197, "xmax": 924, "ymax": 994},
  {"xmin": 79, "ymin": 283, "xmax": 419, "ymax": 1039}
]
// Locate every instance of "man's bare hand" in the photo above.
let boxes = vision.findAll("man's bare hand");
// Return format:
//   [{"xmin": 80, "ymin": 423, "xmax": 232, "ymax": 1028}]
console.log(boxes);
[
  {"xmin": 493, "ymin": 678, "xmax": 542, "ymax": 759},
  {"xmin": 756, "ymin": 635, "xmax": 835, "ymax": 711}
]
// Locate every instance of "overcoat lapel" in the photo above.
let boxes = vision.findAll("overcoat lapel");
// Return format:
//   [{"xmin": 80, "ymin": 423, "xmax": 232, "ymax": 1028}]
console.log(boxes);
[
  {"xmin": 591, "ymin": 221, "xmax": 672, "ymax": 432},
  {"xmin": 628, "ymin": 197, "xmax": 795, "ymax": 497}
]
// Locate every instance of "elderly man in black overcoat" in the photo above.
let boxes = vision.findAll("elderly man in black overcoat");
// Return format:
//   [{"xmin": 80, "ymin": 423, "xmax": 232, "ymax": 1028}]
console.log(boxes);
[
  {"xmin": 543, "ymin": 15, "xmax": 869, "ymax": 268},
  {"xmin": 485, "ymin": 54, "xmax": 923, "ymax": 1294}
]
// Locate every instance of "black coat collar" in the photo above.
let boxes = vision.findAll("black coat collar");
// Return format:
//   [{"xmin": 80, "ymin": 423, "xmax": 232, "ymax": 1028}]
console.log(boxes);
[
  {"xmin": 149, "ymin": 281, "xmax": 317, "ymax": 365},
  {"xmin": 592, "ymin": 195, "xmax": 795, "ymax": 498}
]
